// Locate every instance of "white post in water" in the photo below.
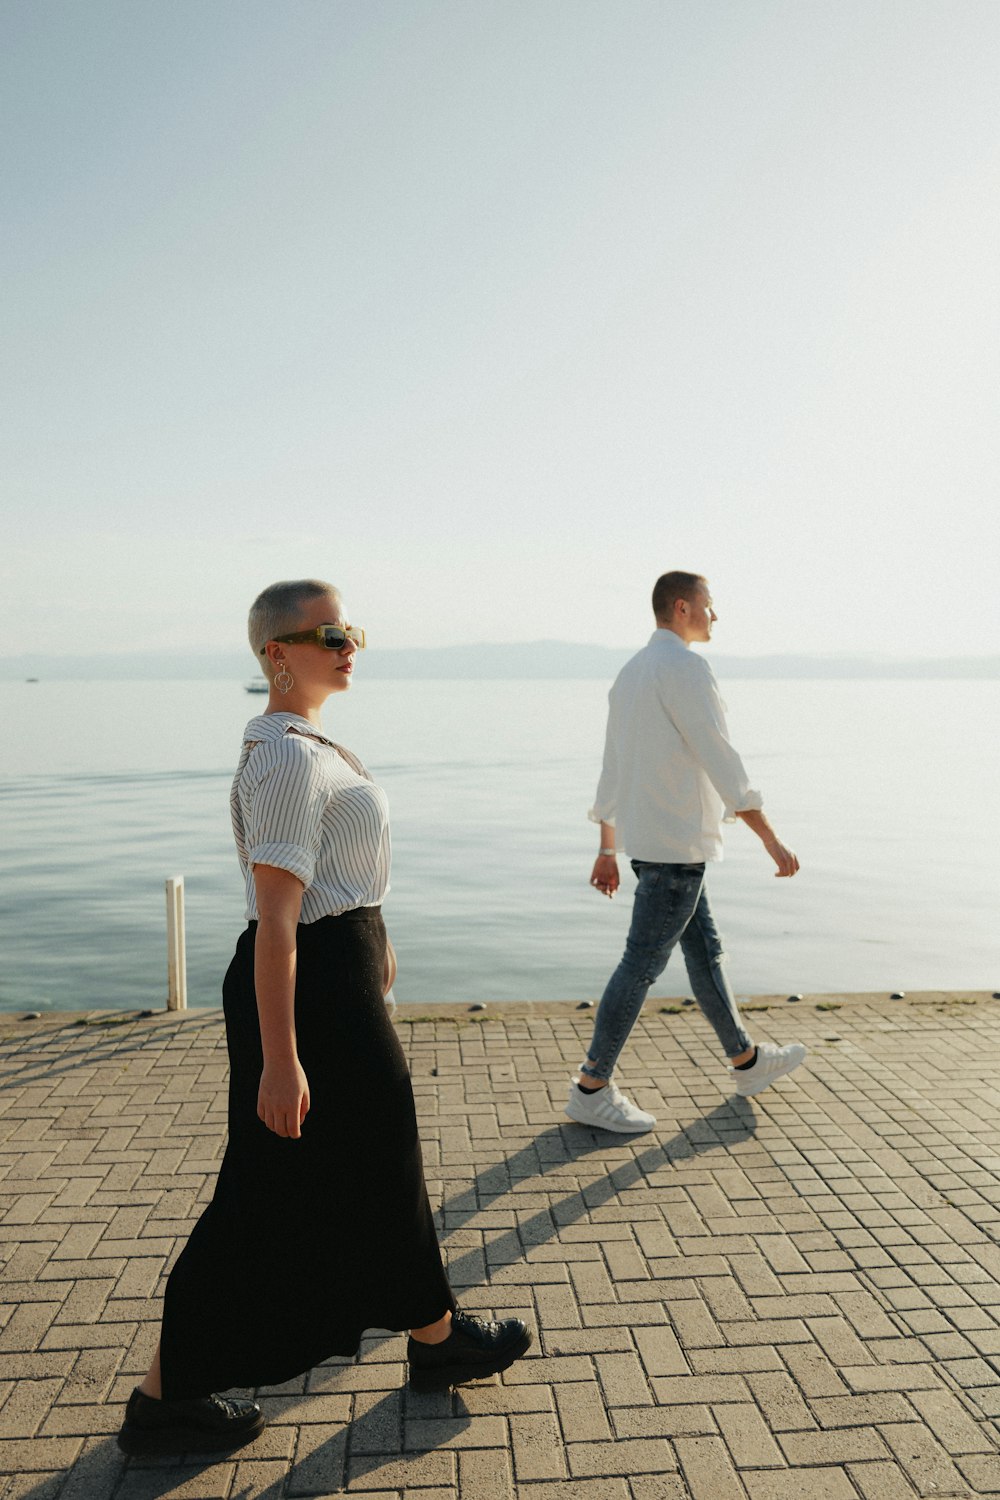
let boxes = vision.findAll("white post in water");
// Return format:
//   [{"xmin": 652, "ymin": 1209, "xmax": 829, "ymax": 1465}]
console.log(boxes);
[{"xmin": 166, "ymin": 876, "xmax": 188, "ymax": 1011}]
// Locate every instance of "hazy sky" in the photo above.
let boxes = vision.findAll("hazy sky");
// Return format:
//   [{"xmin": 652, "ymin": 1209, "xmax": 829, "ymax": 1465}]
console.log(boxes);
[{"xmin": 3, "ymin": 0, "xmax": 998, "ymax": 659}]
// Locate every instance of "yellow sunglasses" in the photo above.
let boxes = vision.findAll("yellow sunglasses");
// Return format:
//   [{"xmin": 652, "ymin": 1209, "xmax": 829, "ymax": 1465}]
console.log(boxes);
[{"xmin": 262, "ymin": 624, "xmax": 366, "ymax": 654}]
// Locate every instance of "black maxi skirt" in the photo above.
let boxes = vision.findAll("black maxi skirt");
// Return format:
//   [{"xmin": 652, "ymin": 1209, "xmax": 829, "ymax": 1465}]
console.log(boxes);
[{"xmin": 160, "ymin": 908, "xmax": 456, "ymax": 1400}]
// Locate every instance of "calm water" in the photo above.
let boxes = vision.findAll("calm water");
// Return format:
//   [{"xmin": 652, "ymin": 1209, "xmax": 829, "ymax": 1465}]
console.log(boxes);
[{"xmin": 1, "ymin": 677, "xmax": 996, "ymax": 1012}]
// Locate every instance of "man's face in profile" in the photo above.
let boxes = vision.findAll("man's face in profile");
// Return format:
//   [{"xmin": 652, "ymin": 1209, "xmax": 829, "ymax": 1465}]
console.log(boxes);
[{"xmin": 686, "ymin": 585, "xmax": 717, "ymax": 643}]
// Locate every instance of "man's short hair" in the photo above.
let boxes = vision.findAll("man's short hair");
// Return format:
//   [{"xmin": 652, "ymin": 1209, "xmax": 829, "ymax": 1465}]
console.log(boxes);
[
  {"xmin": 247, "ymin": 579, "xmax": 337, "ymax": 657},
  {"xmin": 651, "ymin": 571, "xmax": 706, "ymax": 622}
]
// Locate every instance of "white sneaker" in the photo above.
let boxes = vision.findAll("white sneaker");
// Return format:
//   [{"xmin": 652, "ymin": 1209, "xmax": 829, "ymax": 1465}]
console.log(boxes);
[
  {"xmin": 564, "ymin": 1078, "xmax": 656, "ymax": 1133},
  {"xmin": 730, "ymin": 1041, "xmax": 807, "ymax": 1097}
]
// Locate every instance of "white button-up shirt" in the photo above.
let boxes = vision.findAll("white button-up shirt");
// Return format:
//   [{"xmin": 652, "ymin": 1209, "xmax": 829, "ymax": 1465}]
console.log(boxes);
[{"xmin": 589, "ymin": 629, "xmax": 762, "ymax": 864}]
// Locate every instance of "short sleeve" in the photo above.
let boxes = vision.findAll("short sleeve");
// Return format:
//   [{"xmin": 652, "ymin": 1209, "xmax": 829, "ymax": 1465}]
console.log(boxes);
[{"xmin": 244, "ymin": 737, "xmax": 328, "ymax": 888}]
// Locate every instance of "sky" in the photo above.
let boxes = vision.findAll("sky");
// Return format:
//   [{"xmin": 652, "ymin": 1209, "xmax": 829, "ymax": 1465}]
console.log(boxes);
[{"xmin": 2, "ymin": 0, "xmax": 999, "ymax": 660}]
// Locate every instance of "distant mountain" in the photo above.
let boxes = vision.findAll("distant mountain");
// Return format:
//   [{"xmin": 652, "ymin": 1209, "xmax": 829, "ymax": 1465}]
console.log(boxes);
[{"xmin": 3, "ymin": 642, "xmax": 998, "ymax": 682}]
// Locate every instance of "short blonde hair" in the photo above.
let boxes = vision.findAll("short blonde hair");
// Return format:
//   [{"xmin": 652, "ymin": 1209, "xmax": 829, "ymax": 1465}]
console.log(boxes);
[{"xmin": 247, "ymin": 579, "xmax": 338, "ymax": 658}]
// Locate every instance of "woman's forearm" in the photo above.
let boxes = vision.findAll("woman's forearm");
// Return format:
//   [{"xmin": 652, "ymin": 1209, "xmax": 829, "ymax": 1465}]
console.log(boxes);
[
  {"xmin": 254, "ymin": 915, "xmax": 299, "ymax": 1063},
  {"xmin": 251, "ymin": 864, "xmax": 309, "ymax": 1138}
]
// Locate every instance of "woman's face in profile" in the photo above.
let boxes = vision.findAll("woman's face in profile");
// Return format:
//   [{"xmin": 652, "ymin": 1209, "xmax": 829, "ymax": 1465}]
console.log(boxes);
[{"xmin": 284, "ymin": 591, "xmax": 359, "ymax": 698}]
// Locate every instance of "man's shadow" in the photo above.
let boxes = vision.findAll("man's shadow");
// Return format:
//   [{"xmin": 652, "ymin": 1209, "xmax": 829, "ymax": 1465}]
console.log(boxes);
[
  {"xmin": 434, "ymin": 1096, "xmax": 757, "ymax": 1289},
  {"xmin": 281, "ymin": 1097, "xmax": 759, "ymax": 1490}
]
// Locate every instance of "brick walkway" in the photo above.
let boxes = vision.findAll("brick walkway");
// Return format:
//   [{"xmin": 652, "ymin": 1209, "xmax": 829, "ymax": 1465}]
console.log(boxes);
[{"xmin": 2, "ymin": 991, "xmax": 1000, "ymax": 1499}]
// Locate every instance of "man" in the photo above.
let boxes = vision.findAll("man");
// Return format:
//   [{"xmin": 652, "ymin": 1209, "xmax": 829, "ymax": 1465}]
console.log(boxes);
[{"xmin": 566, "ymin": 571, "xmax": 806, "ymax": 1133}]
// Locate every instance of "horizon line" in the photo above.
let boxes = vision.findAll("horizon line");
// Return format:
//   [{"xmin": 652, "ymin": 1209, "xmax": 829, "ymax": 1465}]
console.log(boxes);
[{"xmin": 5, "ymin": 642, "xmax": 1000, "ymax": 664}]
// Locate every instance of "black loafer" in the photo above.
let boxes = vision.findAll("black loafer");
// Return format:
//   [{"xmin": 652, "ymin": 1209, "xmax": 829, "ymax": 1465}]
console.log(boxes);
[
  {"xmin": 408, "ymin": 1310, "xmax": 533, "ymax": 1391},
  {"xmin": 117, "ymin": 1387, "xmax": 266, "ymax": 1455}
]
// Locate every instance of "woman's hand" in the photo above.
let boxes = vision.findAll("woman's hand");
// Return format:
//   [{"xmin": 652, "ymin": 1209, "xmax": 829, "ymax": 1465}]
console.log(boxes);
[
  {"xmin": 257, "ymin": 1056, "xmax": 310, "ymax": 1139},
  {"xmin": 383, "ymin": 936, "xmax": 398, "ymax": 996}
]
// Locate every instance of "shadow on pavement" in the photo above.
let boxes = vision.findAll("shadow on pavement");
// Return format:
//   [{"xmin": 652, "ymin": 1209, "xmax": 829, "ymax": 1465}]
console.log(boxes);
[
  {"xmin": 22, "ymin": 1388, "xmax": 473, "ymax": 1499},
  {"xmin": 15, "ymin": 1063, "xmax": 753, "ymax": 1497},
  {"xmin": 342, "ymin": 1097, "xmax": 756, "ymax": 1367},
  {"xmin": 0, "ymin": 1012, "xmax": 222, "ymax": 1089},
  {"xmin": 438, "ymin": 1097, "xmax": 758, "ymax": 1288}
]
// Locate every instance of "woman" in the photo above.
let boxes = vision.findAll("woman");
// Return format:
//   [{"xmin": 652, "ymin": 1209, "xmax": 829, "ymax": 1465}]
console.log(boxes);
[{"xmin": 118, "ymin": 579, "xmax": 531, "ymax": 1456}]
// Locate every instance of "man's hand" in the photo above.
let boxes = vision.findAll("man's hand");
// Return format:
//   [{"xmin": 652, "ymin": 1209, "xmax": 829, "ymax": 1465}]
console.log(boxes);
[
  {"xmin": 735, "ymin": 809, "xmax": 800, "ymax": 878},
  {"xmin": 590, "ymin": 854, "xmax": 620, "ymax": 898},
  {"xmin": 257, "ymin": 1057, "xmax": 310, "ymax": 1139},
  {"xmin": 763, "ymin": 837, "xmax": 799, "ymax": 878}
]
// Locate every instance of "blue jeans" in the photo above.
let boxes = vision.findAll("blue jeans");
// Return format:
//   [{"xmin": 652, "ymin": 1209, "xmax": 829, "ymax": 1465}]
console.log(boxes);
[{"xmin": 581, "ymin": 861, "xmax": 753, "ymax": 1081}]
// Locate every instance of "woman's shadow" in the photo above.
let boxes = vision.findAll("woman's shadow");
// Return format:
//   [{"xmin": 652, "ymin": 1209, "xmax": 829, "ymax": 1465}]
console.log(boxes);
[{"xmin": 28, "ymin": 1099, "xmax": 756, "ymax": 1499}]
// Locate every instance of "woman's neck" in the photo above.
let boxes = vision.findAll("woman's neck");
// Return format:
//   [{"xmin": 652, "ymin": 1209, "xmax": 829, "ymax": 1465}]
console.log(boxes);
[{"xmin": 263, "ymin": 692, "xmax": 326, "ymax": 727}]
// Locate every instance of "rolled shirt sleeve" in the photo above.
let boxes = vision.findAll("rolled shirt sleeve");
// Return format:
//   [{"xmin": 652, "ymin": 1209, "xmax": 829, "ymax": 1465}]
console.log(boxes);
[
  {"xmin": 669, "ymin": 656, "xmax": 763, "ymax": 822},
  {"xmin": 245, "ymin": 737, "xmax": 328, "ymax": 887}
]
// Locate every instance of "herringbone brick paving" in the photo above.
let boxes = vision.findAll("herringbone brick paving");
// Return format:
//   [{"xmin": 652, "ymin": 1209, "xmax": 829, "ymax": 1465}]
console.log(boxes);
[{"xmin": 2, "ymin": 992, "xmax": 1000, "ymax": 1498}]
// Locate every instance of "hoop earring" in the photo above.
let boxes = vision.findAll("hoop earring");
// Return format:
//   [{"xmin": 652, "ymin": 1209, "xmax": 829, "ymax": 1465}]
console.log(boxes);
[{"xmin": 274, "ymin": 661, "xmax": 294, "ymax": 695}]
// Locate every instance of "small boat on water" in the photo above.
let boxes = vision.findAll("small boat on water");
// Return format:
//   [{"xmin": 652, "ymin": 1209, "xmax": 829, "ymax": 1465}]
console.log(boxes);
[{"xmin": 244, "ymin": 680, "xmax": 268, "ymax": 694}]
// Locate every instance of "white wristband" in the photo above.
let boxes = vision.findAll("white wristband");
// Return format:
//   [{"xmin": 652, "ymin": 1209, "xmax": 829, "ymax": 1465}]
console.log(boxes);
[{"xmin": 599, "ymin": 847, "xmax": 617, "ymax": 857}]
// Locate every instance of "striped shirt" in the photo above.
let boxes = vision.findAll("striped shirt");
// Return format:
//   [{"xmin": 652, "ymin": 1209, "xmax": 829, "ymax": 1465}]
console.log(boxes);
[{"xmin": 232, "ymin": 713, "xmax": 391, "ymax": 922}]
